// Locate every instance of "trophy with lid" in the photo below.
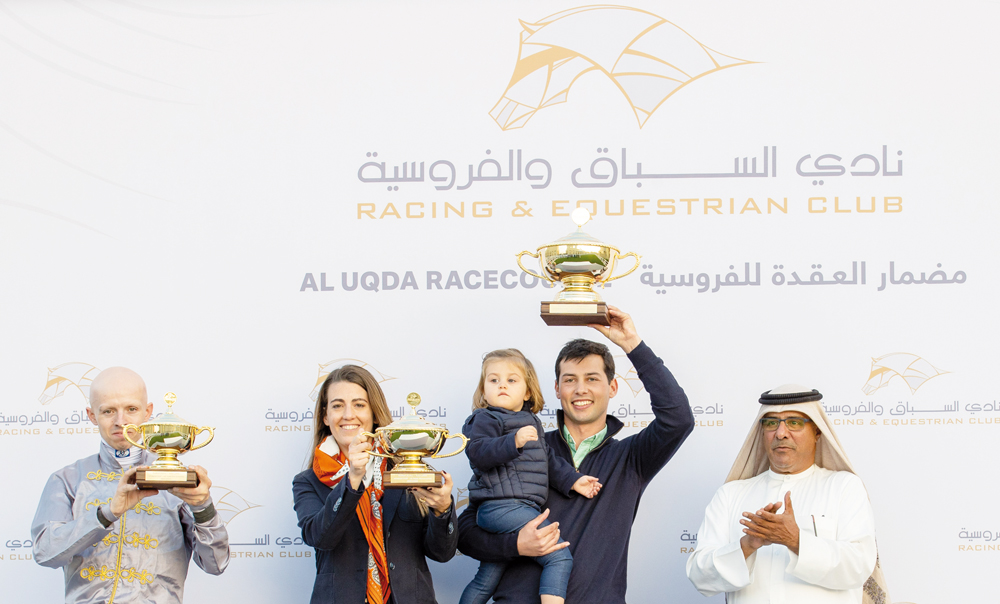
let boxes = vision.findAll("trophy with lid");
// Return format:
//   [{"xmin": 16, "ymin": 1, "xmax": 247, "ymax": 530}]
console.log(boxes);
[
  {"xmin": 516, "ymin": 208, "xmax": 640, "ymax": 326},
  {"xmin": 123, "ymin": 392, "xmax": 215, "ymax": 489},
  {"xmin": 361, "ymin": 393, "xmax": 468, "ymax": 488}
]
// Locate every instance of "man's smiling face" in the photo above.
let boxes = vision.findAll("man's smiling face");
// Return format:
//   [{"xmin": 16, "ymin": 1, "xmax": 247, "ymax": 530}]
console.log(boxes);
[{"xmin": 556, "ymin": 354, "xmax": 617, "ymax": 432}]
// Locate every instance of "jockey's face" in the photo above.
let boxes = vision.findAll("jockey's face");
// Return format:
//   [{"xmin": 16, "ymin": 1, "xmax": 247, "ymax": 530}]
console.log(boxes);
[{"xmin": 87, "ymin": 368, "xmax": 153, "ymax": 451}]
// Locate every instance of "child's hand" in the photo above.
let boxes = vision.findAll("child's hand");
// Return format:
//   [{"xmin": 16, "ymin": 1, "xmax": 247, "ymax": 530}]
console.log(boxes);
[
  {"xmin": 572, "ymin": 475, "xmax": 602, "ymax": 499},
  {"xmin": 515, "ymin": 426, "xmax": 538, "ymax": 448}
]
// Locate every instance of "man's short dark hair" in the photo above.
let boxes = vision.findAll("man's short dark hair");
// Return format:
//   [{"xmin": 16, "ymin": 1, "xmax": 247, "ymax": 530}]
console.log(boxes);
[{"xmin": 555, "ymin": 339, "xmax": 615, "ymax": 383}]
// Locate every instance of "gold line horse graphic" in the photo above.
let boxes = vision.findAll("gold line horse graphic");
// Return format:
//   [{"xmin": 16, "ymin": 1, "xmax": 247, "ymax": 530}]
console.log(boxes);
[
  {"xmin": 309, "ymin": 359, "xmax": 397, "ymax": 402},
  {"xmin": 491, "ymin": 5, "xmax": 753, "ymax": 130},
  {"xmin": 39, "ymin": 362, "xmax": 101, "ymax": 405},
  {"xmin": 862, "ymin": 353, "xmax": 949, "ymax": 395}
]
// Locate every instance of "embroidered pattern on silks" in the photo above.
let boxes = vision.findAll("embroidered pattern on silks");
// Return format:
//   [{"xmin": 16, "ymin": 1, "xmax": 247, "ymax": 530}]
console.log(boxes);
[
  {"xmin": 85, "ymin": 497, "xmax": 113, "ymax": 511},
  {"xmin": 86, "ymin": 470, "xmax": 121, "ymax": 482},
  {"xmin": 80, "ymin": 565, "xmax": 155, "ymax": 585},
  {"xmin": 80, "ymin": 565, "xmax": 116, "ymax": 581},
  {"xmin": 132, "ymin": 501, "xmax": 161, "ymax": 515},
  {"xmin": 119, "ymin": 567, "xmax": 156, "ymax": 585},
  {"xmin": 95, "ymin": 531, "xmax": 159, "ymax": 550}
]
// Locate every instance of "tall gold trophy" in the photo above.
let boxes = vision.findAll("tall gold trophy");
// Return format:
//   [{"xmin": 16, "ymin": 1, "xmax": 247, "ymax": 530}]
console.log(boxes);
[
  {"xmin": 361, "ymin": 393, "xmax": 468, "ymax": 488},
  {"xmin": 123, "ymin": 393, "xmax": 215, "ymax": 490},
  {"xmin": 517, "ymin": 208, "xmax": 640, "ymax": 326}
]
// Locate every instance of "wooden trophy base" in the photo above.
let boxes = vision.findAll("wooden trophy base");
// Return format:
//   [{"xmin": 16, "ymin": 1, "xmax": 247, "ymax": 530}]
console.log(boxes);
[
  {"xmin": 383, "ymin": 470, "xmax": 445, "ymax": 489},
  {"xmin": 540, "ymin": 301, "xmax": 609, "ymax": 326},
  {"xmin": 133, "ymin": 467, "xmax": 198, "ymax": 490}
]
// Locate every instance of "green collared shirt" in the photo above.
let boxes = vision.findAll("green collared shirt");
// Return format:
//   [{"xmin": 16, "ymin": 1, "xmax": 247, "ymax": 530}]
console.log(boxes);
[{"xmin": 562, "ymin": 424, "xmax": 608, "ymax": 469}]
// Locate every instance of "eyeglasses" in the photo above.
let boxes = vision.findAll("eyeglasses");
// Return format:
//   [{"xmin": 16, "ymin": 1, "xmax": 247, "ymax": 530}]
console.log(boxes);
[{"xmin": 759, "ymin": 417, "xmax": 813, "ymax": 431}]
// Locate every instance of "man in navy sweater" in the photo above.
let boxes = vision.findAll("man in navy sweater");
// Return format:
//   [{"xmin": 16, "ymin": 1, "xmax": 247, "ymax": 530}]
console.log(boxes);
[{"xmin": 458, "ymin": 306, "xmax": 695, "ymax": 603}]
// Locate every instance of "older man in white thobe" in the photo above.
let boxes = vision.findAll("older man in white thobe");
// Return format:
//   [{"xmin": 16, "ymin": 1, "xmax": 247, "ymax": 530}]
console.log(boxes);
[{"xmin": 686, "ymin": 385, "xmax": 890, "ymax": 604}]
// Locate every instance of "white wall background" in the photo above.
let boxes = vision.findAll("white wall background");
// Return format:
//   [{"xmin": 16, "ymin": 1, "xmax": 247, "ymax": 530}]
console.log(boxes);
[{"xmin": 1, "ymin": 2, "xmax": 996, "ymax": 603}]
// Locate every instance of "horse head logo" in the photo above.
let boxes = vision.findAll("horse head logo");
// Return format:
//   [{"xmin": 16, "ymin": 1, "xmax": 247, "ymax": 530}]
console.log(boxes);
[
  {"xmin": 862, "ymin": 353, "xmax": 949, "ymax": 395},
  {"xmin": 613, "ymin": 355, "xmax": 645, "ymax": 397},
  {"xmin": 491, "ymin": 5, "xmax": 753, "ymax": 130},
  {"xmin": 309, "ymin": 359, "xmax": 397, "ymax": 402},
  {"xmin": 39, "ymin": 362, "xmax": 101, "ymax": 405},
  {"xmin": 210, "ymin": 486, "xmax": 262, "ymax": 526}
]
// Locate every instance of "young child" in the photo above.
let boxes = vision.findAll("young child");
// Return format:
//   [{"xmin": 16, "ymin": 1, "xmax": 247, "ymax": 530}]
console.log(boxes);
[{"xmin": 459, "ymin": 349, "xmax": 601, "ymax": 604}]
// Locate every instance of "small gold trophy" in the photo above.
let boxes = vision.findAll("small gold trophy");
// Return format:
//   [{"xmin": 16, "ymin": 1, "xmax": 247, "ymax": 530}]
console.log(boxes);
[
  {"xmin": 361, "ymin": 393, "xmax": 468, "ymax": 488},
  {"xmin": 123, "ymin": 392, "xmax": 215, "ymax": 490},
  {"xmin": 517, "ymin": 208, "xmax": 640, "ymax": 326}
]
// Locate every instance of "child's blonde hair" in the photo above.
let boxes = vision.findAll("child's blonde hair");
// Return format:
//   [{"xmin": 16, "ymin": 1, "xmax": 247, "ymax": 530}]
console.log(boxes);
[{"xmin": 473, "ymin": 349, "xmax": 546, "ymax": 414}]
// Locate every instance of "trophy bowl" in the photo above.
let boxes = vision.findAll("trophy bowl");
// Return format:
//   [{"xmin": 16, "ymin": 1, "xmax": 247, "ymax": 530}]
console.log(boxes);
[
  {"xmin": 516, "ymin": 208, "xmax": 639, "ymax": 325},
  {"xmin": 123, "ymin": 392, "xmax": 215, "ymax": 488},
  {"xmin": 531, "ymin": 236, "xmax": 625, "ymax": 302},
  {"xmin": 362, "ymin": 393, "xmax": 468, "ymax": 488}
]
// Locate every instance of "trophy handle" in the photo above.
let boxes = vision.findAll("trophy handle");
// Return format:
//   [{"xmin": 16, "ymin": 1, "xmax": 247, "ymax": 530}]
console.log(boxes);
[
  {"xmin": 604, "ymin": 252, "xmax": 641, "ymax": 283},
  {"xmin": 429, "ymin": 432, "xmax": 469, "ymax": 459},
  {"xmin": 516, "ymin": 250, "xmax": 554, "ymax": 283},
  {"xmin": 189, "ymin": 426, "xmax": 215, "ymax": 451},
  {"xmin": 122, "ymin": 425, "xmax": 147, "ymax": 450},
  {"xmin": 359, "ymin": 431, "xmax": 395, "ymax": 458}
]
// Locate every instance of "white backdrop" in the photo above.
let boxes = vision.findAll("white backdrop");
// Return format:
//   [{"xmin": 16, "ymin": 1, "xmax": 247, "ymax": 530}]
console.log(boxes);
[{"xmin": 1, "ymin": 2, "xmax": 997, "ymax": 603}]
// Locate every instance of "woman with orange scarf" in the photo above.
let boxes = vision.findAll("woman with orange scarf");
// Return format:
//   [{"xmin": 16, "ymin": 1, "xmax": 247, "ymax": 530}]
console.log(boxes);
[{"xmin": 293, "ymin": 365, "xmax": 457, "ymax": 604}]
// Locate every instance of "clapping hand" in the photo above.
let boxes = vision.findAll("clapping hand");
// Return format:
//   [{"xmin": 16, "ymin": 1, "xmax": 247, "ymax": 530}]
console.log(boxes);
[{"xmin": 740, "ymin": 492, "xmax": 801, "ymax": 555}]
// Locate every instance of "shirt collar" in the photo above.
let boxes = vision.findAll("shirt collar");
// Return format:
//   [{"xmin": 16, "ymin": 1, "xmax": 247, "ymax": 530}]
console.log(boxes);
[
  {"xmin": 766, "ymin": 462, "xmax": 819, "ymax": 482},
  {"xmin": 561, "ymin": 423, "xmax": 608, "ymax": 469},
  {"xmin": 98, "ymin": 439, "xmax": 153, "ymax": 470},
  {"xmin": 562, "ymin": 424, "xmax": 608, "ymax": 450}
]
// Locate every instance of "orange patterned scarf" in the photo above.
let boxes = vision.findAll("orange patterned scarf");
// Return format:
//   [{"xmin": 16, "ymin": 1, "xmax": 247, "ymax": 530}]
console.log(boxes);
[{"xmin": 313, "ymin": 440, "xmax": 392, "ymax": 604}]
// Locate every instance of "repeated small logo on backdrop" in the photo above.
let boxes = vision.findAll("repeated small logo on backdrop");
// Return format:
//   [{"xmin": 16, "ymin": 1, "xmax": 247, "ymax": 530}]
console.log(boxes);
[
  {"xmin": 211, "ymin": 487, "xmax": 262, "ymax": 526},
  {"xmin": 0, "ymin": 362, "xmax": 103, "ymax": 437},
  {"xmin": 613, "ymin": 356, "xmax": 645, "ymax": 397},
  {"xmin": 862, "ymin": 353, "xmax": 949, "ymax": 395},
  {"xmin": 491, "ymin": 5, "xmax": 752, "ymax": 130},
  {"xmin": 39, "ymin": 362, "xmax": 100, "ymax": 405},
  {"xmin": 2, "ymin": 537, "xmax": 33, "ymax": 562},
  {"xmin": 607, "ymin": 356, "xmax": 723, "ymax": 429},
  {"xmin": 309, "ymin": 359, "xmax": 396, "ymax": 402},
  {"xmin": 820, "ymin": 353, "xmax": 999, "ymax": 429},
  {"xmin": 211, "ymin": 486, "xmax": 305, "ymax": 563},
  {"xmin": 263, "ymin": 359, "xmax": 399, "ymax": 433},
  {"xmin": 679, "ymin": 528, "xmax": 698, "ymax": 554},
  {"xmin": 957, "ymin": 526, "xmax": 1000, "ymax": 552}
]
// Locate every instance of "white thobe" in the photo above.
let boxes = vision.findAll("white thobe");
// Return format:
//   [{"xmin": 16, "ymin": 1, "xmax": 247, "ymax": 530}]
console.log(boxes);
[{"xmin": 686, "ymin": 464, "xmax": 877, "ymax": 604}]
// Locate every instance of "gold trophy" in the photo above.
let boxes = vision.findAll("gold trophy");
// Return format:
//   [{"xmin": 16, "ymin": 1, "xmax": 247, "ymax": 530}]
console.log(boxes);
[
  {"xmin": 361, "ymin": 393, "xmax": 468, "ymax": 488},
  {"xmin": 123, "ymin": 392, "xmax": 215, "ymax": 490},
  {"xmin": 516, "ymin": 208, "xmax": 640, "ymax": 326}
]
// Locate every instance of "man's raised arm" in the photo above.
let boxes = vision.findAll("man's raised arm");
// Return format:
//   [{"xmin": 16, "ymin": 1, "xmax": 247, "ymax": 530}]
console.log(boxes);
[{"xmin": 591, "ymin": 306, "xmax": 694, "ymax": 482}]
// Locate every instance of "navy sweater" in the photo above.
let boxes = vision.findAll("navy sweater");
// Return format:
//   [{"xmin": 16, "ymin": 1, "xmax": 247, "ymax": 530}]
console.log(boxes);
[{"xmin": 457, "ymin": 342, "xmax": 694, "ymax": 604}]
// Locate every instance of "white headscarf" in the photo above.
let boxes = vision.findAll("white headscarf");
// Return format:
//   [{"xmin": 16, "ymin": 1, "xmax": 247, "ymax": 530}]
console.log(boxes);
[{"xmin": 725, "ymin": 385, "xmax": 891, "ymax": 604}]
